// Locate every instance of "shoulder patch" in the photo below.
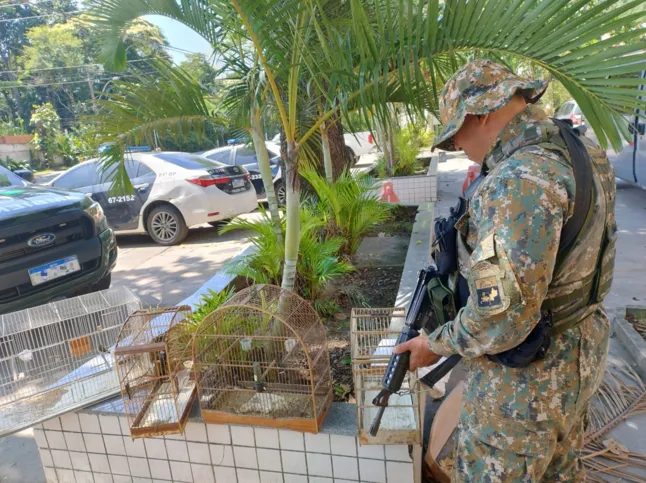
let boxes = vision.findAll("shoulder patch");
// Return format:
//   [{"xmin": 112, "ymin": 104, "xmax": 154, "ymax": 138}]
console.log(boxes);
[{"xmin": 469, "ymin": 261, "xmax": 510, "ymax": 316}]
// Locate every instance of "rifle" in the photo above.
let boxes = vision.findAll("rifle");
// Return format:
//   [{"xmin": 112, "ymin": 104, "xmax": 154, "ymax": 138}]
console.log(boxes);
[{"xmin": 369, "ymin": 266, "xmax": 462, "ymax": 436}]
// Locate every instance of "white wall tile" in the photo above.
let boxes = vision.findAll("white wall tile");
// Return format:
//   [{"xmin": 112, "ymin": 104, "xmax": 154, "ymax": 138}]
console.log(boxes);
[
  {"xmin": 237, "ymin": 469, "xmax": 260, "ymax": 483},
  {"xmin": 99, "ymin": 416, "xmax": 122, "ymax": 436},
  {"xmin": 384, "ymin": 446, "xmax": 409, "ymax": 462},
  {"xmin": 109, "ymin": 455, "xmax": 130, "ymax": 476},
  {"xmin": 305, "ymin": 434, "xmax": 330, "ymax": 454},
  {"xmin": 358, "ymin": 459, "xmax": 385, "ymax": 483},
  {"xmin": 309, "ymin": 478, "xmax": 333, "ymax": 483},
  {"xmin": 191, "ymin": 464, "xmax": 215, "ymax": 483},
  {"xmin": 259, "ymin": 471, "xmax": 283, "ymax": 483},
  {"xmin": 144, "ymin": 439, "xmax": 167, "ymax": 460},
  {"xmin": 79, "ymin": 414, "xmax": 101, "ymax": 434},
  {"xmin": 207, "ymin": 425, "xmax": 231, "ymax": 445},
  {"xmin": 119, "ymin": 418, "xmax": 130, "ymax": 436},
  {"xmin": 43, "ymin": 418, "xmax": 62, "ymax": 431},
  {"xmin": 89, "ymin": 454, "xmax": 111, "ymax": 474},
  {"xmin": 357, "ymin": 445, "xmax": 383, "ymax": 460},
  {"xmin": 84, "ymin": 434, "xmax": 106, "ymax": 454},
  {"xmin": 123, "ymin": 437, "xmax": 146, "ymax": 458},
  {"xmin": 234, "ymin": 446, "xmax": 258, "ymax": 469},
  {"xmin": 104, "ymin": 435, "xmax": 126, "ymax": 455},
  {"xmin": 332, "ymin": 456, "xmax": 358, "ymax": 481},
  {"xmin": 283, "ymin": 475, "xmax": 306, "ymax": 483},
  {"xmin": 93, "ymin": 473, "xmax": 113, "ymax": 483},
  {"xmin": 74, "ymin": 470, "xmax": 94, "ymax": 483},
  {"xmin": 148, "ymin": 459, "xmax": 171, "ymax": 481},
  {"xmin": 64, "ymin": 432, "xmax": 87, "ymax": 452},
  {"xmin": 231, "ymin": 426, "xmax": 255, "ymax": 447},
  {"xmin": 70, "ymin": 451, "xmax": 91, "ymax": 472},
  {"xmin": 47, "ymin": 430, "xmax": 68, "ymax": 450},
  {"xmin": 44, "ymin": 466, "xmax": 58, "ymax": 483},
  {"xmin": 61, "ymin": 414, "xmax": 81, "ymax": 433},
  {"xmin": 278, "ymin": 431, "xmax": 304, "ymax": 452},
  {"xmin": 170, "ymin": 461, "xmax": 193, "ymax": 483},
  {"xmin": 281, "ymin": 451, "xmax": 306, "ymax": 475},
  {"xmin": 112, "ymin": 476, "xmax": 133, "ymax": 483},
  {"xmin": 165, "ymin": 432, "xmax": 185, "ymax": 441},
  {"xmin": 40, "ymin": 449, "xmax": 54, "ymax": 467},
  {"xmin": 386, "ymin": 461, "xmax": 413, "ymax": 483},
  {"xmin": 210, "ymin": 444, "xmax": 235, "ymax": 467},
  {"xmin": 329, "ymin": 436, "xmax": 356, "ymax": 457},
  {"xmin": 335, "ymin": 480, "xmax": 357, "ymax": 483},
  {"xmin": 307, "ymin": 453, "xmax": 332, "ymax": 478},
  {"xmin": 187, "ymin": 442, "xmax": 210, "ymax": 464},
  {"xmin": 56, "ymin": 468, "xmax": 76, "ymax": 483},
  {"xmin": 257, "ymin": 448, "xmax": 281, "ymax": 472},
  {"xmin": 132, "ymin": 479, "xmax": 151, "ymax": 483},
  {"xmin": 51, "ymin": 450, "xmax": 73, "ymax": 469},
  {"xmin": 254, "ymin": 428, "xmax": 279, "ymax": 449},
  {"xmin": 165, "ymin": 440, "xmax": 189, "ymax": 462},
  {"xmin": 184, "ymin": 422, "xmax": 208, "ymax": 442},
  {"xmin": 34, "ymin": 428, "xmax": 49, "ymax": 448},
  {"xmin": 128, "ymin": 457, "xmax": 150, "ymax": 478},
  {"xmin": 213, "ymin": 466, "xmax": 237, "ymax": 483}
]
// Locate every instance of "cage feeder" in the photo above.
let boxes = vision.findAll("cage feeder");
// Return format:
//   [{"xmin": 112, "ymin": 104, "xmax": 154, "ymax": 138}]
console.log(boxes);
[
  {"xmin": 193, "ymin": 285, "xmax": 333, "ymax": 433},
  {"xmin": 114, "ymin": 306, "xmax": 196, "ymax": 439}
]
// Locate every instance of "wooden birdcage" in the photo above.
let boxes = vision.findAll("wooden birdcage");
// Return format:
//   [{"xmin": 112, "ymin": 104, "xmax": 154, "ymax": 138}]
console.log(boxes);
[
  {"xmin": 114, "ymin": 306, "xmax": 196, "ymax": 439},
  {"xmin": 351, "ymin": 307, "xmax": 422, "ymax": 445},
  {"xmin": 193, "ymin": 285, "xmax": 333, "ymax": 433}
]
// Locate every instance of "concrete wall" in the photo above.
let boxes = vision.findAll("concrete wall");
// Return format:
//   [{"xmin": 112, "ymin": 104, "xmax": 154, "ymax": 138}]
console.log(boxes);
[{"xmin": 0, "ymin": 142, "xmax": 32, "ymax": 163}]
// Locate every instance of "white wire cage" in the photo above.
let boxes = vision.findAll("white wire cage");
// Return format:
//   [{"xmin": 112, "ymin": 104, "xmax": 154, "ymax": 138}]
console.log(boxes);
[{"xmin": 0, "ymin": 286, "xmax": 141, "ymax": 436}]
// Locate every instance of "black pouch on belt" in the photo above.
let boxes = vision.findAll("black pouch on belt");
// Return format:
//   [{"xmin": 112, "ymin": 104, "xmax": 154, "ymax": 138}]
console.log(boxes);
[{"xmin": 487, "ymin": 311, "xmax": 553, "ymax": 368}]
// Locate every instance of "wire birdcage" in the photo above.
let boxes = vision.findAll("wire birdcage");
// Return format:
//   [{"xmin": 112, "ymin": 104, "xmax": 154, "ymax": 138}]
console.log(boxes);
[
  {"xmin": 193, "ymin": 285, "xmax": 333, "ymax": 433},
  {"xmin": 114, "ymin": 306, "xmax": 196, "ymax": 439},
  {"xmin": 351, "ymin": 307, "xmax": 422, "ymax": 445},
  {"xmin": 0, "ymin": 286, "xmax": 141, "ymax": 437}
]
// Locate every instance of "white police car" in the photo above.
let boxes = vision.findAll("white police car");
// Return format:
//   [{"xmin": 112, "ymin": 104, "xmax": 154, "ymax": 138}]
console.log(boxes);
[{"xmin": 48, "ymin": 151, "xmax": 258, "ymax": 245}]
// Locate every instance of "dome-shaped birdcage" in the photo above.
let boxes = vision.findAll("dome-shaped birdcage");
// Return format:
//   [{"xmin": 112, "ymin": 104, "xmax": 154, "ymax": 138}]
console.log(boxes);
[{"xmin": 193, "ymin": 285, "xmax": 333, "ymax": 433}]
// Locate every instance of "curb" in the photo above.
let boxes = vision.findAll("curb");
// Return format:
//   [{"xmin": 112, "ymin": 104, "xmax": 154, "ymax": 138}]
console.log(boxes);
[{"xmin": 612, "ymin": 311, "xmax": 646, "ymax": 382}]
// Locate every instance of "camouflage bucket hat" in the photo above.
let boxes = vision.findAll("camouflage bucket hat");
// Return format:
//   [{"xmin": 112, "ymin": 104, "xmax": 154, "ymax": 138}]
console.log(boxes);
[{"xmin": 432, "ymin": 59, "xmax": 549, "ymax": 151}]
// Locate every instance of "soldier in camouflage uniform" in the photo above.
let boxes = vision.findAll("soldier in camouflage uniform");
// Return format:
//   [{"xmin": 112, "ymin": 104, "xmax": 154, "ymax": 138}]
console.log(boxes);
[{"xmin": 394, "ymin": 59, "xmax": 617, "ymax": 481}]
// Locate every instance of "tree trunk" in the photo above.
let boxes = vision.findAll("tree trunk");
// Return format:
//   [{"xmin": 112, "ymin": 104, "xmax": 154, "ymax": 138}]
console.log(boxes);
[
  {"xmin": 250, "ymin": 105, "xmax": 283, "ymax": 245},
  {"xmin": 281, "ymin": 141, "xmax": 300, "ymax": 292},
  {"xmin": 327, "ymin": 115, "xmax": 352, "ymax": 179},
  {"xmin": 320, "ymin": 121, "xmax": 333, "ymax": 183},
  {"xmin": 1, "ymin": 91, "xmax": 17, "ymax": 124}
]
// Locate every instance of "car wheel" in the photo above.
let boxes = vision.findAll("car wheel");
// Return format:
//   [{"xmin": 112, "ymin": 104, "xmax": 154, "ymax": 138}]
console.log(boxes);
[
  {"xmin": 147, "ymin": 205, "xmax": 189, "ymax": 246},
  {"xmin": 346, "ymin": 146, "xmax": 358, "ymax": 166},
  {"xmin": 92, "ymin": 273, "xmax": 112, "ymax": 292},
  {"xmin": 275, "ymin": 180, "xmax": 287, "ymax": 206}
]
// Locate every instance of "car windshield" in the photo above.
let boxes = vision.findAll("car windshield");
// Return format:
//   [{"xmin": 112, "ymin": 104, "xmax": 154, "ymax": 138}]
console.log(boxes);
[
  {"xmin": 556, "ymin": 102, "xmax": 574, "ymax": 116},
  {"xmin": 0, "ymin": 165, "xmax": 29, "ymax": 187},
  {"xmin": 153, "ymin": 152, "xmax": 224, "ymax": 170}
]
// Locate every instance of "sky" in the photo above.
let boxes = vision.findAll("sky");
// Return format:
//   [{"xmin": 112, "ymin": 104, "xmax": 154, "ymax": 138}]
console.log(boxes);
[{"xmin": 144, "ymin": 15, "xmax": 214, "ymax": 64}]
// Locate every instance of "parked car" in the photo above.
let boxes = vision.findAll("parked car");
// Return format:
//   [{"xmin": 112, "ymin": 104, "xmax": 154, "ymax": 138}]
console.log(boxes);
[
  {"xmin": 606, "ymin": 70, "xmax": 646, "ymax": 187},
  {"xmin": 270, "ymin": 131, "xmax": 376, "ymax": 164},
  {"xmin": 48, "ymin": 151, "xmax": 258, "ymax": 246},
  {"xmin": 555, "ymin": 99, "xmax": 586, "ymax": 127},
  {"xmin": 0, "ymin": 165, "xmax": 117, "ymax": 314},
  {"xmin": 201, "ymin": 142, "xmax": 285, "ymax": 204}
]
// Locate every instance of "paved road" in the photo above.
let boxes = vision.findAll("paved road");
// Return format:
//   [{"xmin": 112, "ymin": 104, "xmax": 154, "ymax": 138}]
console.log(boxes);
[{"xmin": 111, "ymin": 214, "xmax": 260, "ymax": 308}]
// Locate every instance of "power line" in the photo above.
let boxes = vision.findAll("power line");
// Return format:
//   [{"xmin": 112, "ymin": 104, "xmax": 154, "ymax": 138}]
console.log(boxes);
[
  {"xmin": 2, "ymin": 74, "xmax": 136, "ymax": 88},
  {"xmin": 0, "ymin": 57, "xmax": 158, "ymax": 76},
  {"xmin": 0, "ymin": 9, "xmax": 80, "ymax": 22}
]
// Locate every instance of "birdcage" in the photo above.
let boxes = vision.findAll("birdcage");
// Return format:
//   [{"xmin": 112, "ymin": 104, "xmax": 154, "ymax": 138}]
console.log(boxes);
[
  {"xmin": 0, "ymin": 286, "xmax": 141, "ymax": 437},
  {"xmin": 193, "ymin": 285, "xmax": 333, "ymax": 433},
  {"xmin": 351, "ymin": 307, "xmax": 422, "ymax": 445},
  {"xmin": 114, "ymin": 305, "xmax": 197, "ymax": 439}
]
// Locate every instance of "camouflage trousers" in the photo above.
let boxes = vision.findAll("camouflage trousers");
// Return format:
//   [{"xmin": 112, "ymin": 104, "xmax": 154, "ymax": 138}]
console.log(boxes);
[{"xmin": 453, "ymin": 401, "xmax": 586, "ymax": 482}]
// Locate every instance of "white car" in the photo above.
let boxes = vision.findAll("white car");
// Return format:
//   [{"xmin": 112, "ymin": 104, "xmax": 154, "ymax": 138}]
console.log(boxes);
[
  {"xmin": 270, "ymin": 131, "xmax": 376, "ymax": 164},
  {"xmin": 48, "ymin": 151, "xmax": 258, "ymax": 245}
]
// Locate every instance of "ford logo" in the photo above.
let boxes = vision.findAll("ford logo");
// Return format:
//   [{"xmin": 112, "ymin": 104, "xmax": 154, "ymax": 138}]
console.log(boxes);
[{"xmin": 27, "ymin": 233, "xmax": 56, "ymax": 247}]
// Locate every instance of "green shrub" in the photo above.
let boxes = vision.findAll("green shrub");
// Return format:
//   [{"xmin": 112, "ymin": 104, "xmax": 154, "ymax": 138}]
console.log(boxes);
[
  {"xmin": 375, "ymin": 124, "xmax": 435, "ymax": 178},
  {"xmin": 0, "ymin": 156, "xmax": 30, "ymax": 171},
  {"xmin": 221, "ymin": 206, "xmax": 353, "ymax": 309},
  {"xmin": 0, "ymin": 120, "xmax": 26, "ymax": 136},
  {"xmin": 190, "ymin": 287, "xmax": 235, "ymax": 326},
  {"xmin": 302, "ymin": 168, "xmax": 392, "ymax": 255},
  {"xmin": 30, "ymin": 103, "xmax": 61, "ymax": 167}
]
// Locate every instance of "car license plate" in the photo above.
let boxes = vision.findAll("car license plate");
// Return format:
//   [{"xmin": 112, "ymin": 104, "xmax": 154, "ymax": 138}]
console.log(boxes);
[
  {"xmin": 29, "ymin": 256, "xmax": 81, "ymax": 286},
  {"xmin": 232, "ymin": 178, "xmax": 245, "ymax": 188}
]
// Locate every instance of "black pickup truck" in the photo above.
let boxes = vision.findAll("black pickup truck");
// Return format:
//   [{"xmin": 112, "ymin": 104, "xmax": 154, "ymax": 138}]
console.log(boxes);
[{"xmin": 0, "ymin": 165, "xmax": 117, "ymax": 314}]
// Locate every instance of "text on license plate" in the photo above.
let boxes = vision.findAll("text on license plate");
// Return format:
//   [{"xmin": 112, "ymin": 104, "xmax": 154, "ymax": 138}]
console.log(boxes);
[
  {"xmin": 29, "ymin": 256, "xmax": 81, "ymax": 286},
  {"xmin": 232, "ymin": 178, "xmax": 245, "ymax": 188}
]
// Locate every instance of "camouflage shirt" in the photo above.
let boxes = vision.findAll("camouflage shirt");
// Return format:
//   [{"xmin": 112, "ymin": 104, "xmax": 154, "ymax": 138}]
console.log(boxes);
[{"xmin": 427, "ymin": 105, "xmax": 613, "ymax": 432}]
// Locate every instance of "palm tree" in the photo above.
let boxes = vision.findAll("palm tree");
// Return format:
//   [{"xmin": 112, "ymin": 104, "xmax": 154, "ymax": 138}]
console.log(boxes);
[{"xmin": 87, "ymin": 0, "xmax": 646, "ymax": 292}]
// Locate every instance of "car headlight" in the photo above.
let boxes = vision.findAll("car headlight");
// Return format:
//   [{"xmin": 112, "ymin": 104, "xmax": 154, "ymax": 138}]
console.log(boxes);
[{"xmin": 84, "ymin": 201, "xmax": 105, "ymax": 223}]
